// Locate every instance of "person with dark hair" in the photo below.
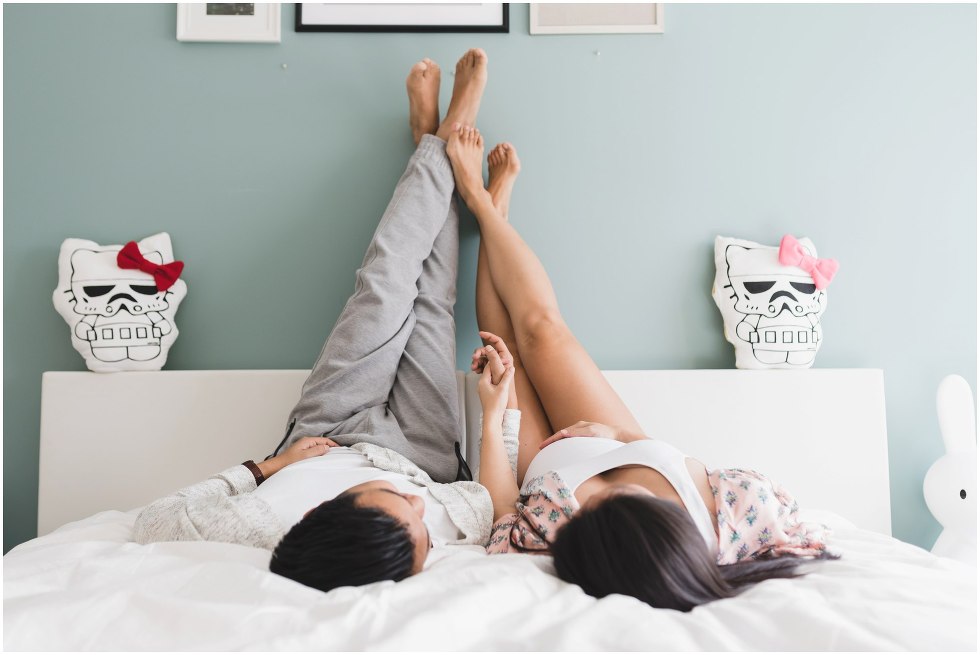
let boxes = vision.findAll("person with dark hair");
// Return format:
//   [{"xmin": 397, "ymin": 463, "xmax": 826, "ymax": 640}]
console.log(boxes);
[
  {"xmin": 133, "ymin": 50, "xmax": 524, "ymax": 594},
  {"xmin": 447, "ymin": 126, "xmax": 837, "ymax": 612}
]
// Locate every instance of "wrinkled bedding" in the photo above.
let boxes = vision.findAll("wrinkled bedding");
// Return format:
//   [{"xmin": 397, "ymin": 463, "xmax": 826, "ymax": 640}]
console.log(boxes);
[{"xmin": 3, "ymin": 509, "xmax": 975, "ymax": 651}]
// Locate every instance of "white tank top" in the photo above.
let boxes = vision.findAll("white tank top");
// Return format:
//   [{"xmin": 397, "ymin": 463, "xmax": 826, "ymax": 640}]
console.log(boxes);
[{"xmin": 523, "ymin": 437, "xmax": 717, "ymax": 550}]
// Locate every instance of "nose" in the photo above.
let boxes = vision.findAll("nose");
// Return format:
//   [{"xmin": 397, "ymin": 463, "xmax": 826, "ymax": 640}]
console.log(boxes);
[{"xmin": 407, "ymin": 493, "xmax": 425, "ymax": 518}]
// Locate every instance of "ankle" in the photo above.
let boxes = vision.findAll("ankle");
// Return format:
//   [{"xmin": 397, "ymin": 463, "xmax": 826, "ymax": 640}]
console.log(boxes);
[
  {"xmin": 463, "ymin": 188, "xmax": 498, "ymax": 217},
  {"xmin": 459, "ymin": 184, "xmax": 488, "ymax": 205}
]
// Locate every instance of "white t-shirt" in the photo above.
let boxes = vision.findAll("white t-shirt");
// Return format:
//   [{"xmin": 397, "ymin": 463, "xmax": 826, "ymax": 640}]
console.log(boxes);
[{"xmin": 252, "ymin": 447, "xmax": 463, "ymax": 545}]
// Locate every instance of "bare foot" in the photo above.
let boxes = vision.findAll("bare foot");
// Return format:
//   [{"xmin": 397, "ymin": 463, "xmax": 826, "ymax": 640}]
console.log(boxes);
[
  {"xmin": 435, "ymin": 49, "xmax": 487, "ymax": 141},
  {"xmin": 487, "ymin": 143, "xmax": 521, "ymax": 219},
  {"xmin": 406, "ymin": 58, "xmax": 440, "ymax": 145},
  {"xmin": 446, "ymin": 125, "xmax": 490, "ymax": 207}
]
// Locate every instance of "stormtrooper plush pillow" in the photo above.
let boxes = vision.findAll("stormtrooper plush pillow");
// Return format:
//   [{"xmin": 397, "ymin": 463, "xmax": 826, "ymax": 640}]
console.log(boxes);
[
  {"xmin": 52, "ymin": 232, "xmax": 187, "ymax": 372},
  {"xmin": 711, "ymin": 235, "xmax": 838, "ymax": 370}
]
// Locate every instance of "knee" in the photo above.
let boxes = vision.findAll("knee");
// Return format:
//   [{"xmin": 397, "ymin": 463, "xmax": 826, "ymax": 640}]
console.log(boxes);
[{"xmin": 517, "ymin": 308, "xmax": 568, "ymax": 351}]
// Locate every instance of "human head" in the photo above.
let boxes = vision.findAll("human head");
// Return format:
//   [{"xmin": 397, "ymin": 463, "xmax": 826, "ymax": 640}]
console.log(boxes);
[
  {"xmin": 551, "ymin": 491, "xmax": 736, "ymax": 611},
  {"xmin": 269, "ymin": 480, "xmax": 431, "ymax": 592}
]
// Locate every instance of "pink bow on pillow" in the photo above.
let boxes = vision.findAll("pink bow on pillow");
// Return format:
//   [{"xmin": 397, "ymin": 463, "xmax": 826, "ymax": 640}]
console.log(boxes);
[{"xmin": 778, "ymin": 235, "xmax": 839, "ymax": 290}]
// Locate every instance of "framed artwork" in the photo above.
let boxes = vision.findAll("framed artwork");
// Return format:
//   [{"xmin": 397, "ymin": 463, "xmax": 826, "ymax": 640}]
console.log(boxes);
[
  {"xmin": 176, "ymin": 3, "xmax": 282, "ymax": 43},
  {"xmin": 530, "ymin": 3, "xmax": 664, "ymax": 35},
  {"xmin": 295, "ymin": 3, "xmax": 509, "ymax": 33}
]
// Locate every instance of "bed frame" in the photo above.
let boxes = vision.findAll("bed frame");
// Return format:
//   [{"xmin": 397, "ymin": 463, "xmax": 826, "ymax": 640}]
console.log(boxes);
[{"xmin": 38, "ymin": 368, "xmax": 890, "ymax": 537}]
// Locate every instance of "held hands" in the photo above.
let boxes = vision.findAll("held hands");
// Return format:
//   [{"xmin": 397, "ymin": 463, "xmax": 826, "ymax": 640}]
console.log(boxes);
[
  {"xmin": 471, "ymin": 331, "xmax": 514, "ymax": 380},
  {"xmin": 538, "ymin": 421, "xmax": 623, "ymax": 450},
  {"xmin": 478, "ymin": 343, "xmax": 514, "ymax": 419},
  {"xmin": 257, "ymin": 436, "xmax": 337, "ymax": 479}
]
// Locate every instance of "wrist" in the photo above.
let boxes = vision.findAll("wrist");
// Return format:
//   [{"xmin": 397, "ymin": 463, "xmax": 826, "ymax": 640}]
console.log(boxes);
[
  {"xmin": 255, "ymin": 457, "xmax": 282, "ymax": 480},
  {"xmin": 483, "ymin": 411, "xmax": 505, "ymax": 427}
]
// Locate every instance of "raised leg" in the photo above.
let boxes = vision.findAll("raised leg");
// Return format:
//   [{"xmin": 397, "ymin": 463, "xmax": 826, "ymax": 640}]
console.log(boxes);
[
  {"xmin": 473, "ymin": 143, "xmax": 553, "ymax": 483},
  {"xmin": 385, "ymin": 196, "xmax": 463, "ymax": 482},
  {"xmin": 280, "ymin": 135, "xmax": 456, "ymax": 451},
  {"xmin": 274, "ymin": 53, "xmax": 490, "ymax": 482},
  {"xmin": 384, "ymin": 50, "xmax": 491, "ymax": 482},
  {"xmin": 448, "ymin": 129, "xmax": 645, "ymax": 439}
]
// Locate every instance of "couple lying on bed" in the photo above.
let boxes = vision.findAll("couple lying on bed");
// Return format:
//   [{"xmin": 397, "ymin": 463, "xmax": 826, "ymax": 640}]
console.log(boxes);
[{"xmin": 134, "ymin": 49, "xmax": 834, "ymax": 612}]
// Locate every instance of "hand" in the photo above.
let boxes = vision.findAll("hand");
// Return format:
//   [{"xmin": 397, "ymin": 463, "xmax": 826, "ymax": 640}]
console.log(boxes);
[
  {"xmin": 471, "ymin": 331, "xmax": 514, "ymax": 382},
  {"xmin": 257, "ymin": 436, "xmax": 337, "ymax": 478},
  {"xmin": 538, "ymin": 421, "xmax": 622, "ymax": 450},
  {"xmin": 478, "ymin": 345, "xmax": 514, "ymax": 419}
]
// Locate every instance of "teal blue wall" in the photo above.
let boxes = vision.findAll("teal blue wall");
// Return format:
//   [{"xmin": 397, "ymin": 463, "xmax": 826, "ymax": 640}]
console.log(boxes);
[{"xmin": 4, "ymin": 4, "xmax": 975, "ymax": 554}]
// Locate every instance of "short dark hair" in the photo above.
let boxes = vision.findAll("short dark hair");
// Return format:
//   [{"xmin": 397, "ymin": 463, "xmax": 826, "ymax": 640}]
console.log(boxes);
[
  {"xmin": 551, "ymin": 494, "xmax": 826, "ymax": 612},
  {"xmin": 269, "ymin": 492, "xmax": 415, "ymax": 593}
]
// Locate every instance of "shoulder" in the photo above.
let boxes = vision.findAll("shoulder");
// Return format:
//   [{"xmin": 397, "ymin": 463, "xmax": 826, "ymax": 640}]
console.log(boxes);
[
  {"xmin": 522, "ymin": 471, "xmax": 577, "ymax": 509},
  {"xmin": 487, "ymin": 471, "xmax": 579, "ymax": 554}
]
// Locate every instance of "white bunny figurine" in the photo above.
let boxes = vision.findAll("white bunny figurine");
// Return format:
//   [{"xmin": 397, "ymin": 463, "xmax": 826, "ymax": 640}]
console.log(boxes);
[{"xmin": 923, "ymin": 374, "xmax": 977, "ymax": 565}]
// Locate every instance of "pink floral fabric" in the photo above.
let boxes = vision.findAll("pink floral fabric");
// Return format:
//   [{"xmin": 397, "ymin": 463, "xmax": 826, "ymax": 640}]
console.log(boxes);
[
  {"xmin": 487, "ymin": 471, "xmax": 578, "ymax": 554},
  {"xmin": 710, "ymin": 468, "xmax": 832, "ymax": 564},
  {"xmin": 488, "ymin": 467, "xmax": 833, "ymax": 563}
]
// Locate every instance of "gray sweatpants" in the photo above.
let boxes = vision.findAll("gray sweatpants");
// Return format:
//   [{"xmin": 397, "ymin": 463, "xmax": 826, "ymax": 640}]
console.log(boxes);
[{"xmin": 274, "ymin": 135, "xmax": 464, "ymax": 483}]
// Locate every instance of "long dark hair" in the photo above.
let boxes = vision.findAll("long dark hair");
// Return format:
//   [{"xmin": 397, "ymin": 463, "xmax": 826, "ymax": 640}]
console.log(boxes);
[
  {"xmin": 550, "ymin": 494, "xmax": 833, "ymax": 612},
  {"xmin": 269, "ymin": 492, "xmax": 415, "ymax": 593}
]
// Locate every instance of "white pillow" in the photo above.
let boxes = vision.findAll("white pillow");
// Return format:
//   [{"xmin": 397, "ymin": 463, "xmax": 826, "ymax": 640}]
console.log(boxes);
[
  {"xmin": 52, "ymin": 232, "xmax": 187, "ymax": 372},
  {"xmin": 711, "ymin": 235, "xmax": 827, "ymax": 370}
]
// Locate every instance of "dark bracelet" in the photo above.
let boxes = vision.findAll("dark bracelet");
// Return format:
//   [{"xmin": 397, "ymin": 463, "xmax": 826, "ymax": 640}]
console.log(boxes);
[{"xmin": 242, "ymin": 460, "xmax": 265, "ymax": 486}]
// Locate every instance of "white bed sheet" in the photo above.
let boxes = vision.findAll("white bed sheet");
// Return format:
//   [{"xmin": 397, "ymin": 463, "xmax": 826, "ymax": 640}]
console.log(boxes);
[{"xmin": 3, "ymin": 510, "xmax": 975, "ymax": 651}]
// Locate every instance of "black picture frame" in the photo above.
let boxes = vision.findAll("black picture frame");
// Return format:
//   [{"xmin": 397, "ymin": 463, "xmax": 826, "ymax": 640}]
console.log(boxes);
[{"xmin": 295, "ymin": 3, "xmax": 509, "ymax": 33}]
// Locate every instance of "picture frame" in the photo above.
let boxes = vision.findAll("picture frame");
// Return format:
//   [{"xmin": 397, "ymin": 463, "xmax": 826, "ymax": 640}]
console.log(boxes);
[
  {"xmin": 529, "ymin": 3, "xmax": 664, "ymax": 35},
  {"xmin": 295, "ymin": 3, "xmax": 509, "ymax": 33},
  {"xmin": 176, "ymin": 3, "xmax": 282, "ymax": 43}
]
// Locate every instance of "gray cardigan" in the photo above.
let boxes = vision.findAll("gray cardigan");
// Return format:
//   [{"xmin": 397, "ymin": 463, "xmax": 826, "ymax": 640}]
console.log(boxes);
[{"xmin": 133, "ymin": 410, "xmax": 520, "ymax": 550}]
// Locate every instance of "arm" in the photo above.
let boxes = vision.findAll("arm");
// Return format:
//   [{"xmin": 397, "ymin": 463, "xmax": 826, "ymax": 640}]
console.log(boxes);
[
  {"xmin": 146, "ymin": 311, "xmax": 171, "ymax": 336},
  {"xmin": 477, "ymin": 348, "xmax": 521, "ymax": 521},
  {"xmin": 481, "ymin": 410, "xmax": 521, "ymax": 521},
  {"xmin": 133, "ymin": 437, "xmax": 335, "ymax": 548}
]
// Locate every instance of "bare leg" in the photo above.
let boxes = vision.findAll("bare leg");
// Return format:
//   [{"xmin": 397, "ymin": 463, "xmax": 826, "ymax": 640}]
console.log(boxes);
[
  {"xmin": 472, "ymin": 143, "xmax": 551, "ymax": 482},
  {"xmin": 448, "ymin": 128, "xmax": 644, "ymax": 438}
]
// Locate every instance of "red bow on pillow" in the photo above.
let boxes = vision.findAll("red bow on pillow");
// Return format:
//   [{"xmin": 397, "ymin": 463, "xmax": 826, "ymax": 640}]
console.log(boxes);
[{"xmin": 116, "ymin": 241, "xmax": 184, "ymax": 292}]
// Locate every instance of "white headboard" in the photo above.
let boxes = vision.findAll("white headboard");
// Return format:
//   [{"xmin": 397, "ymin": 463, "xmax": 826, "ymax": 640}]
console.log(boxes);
[{"xmin": 39, "ymin": 369, "xmax": 890, "ymax": 537}]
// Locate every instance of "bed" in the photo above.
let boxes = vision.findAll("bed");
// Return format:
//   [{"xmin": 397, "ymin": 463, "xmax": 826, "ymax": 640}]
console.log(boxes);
[{"xmin": 4, "ymin": 369, "xmax": 976, "ymax": 650}]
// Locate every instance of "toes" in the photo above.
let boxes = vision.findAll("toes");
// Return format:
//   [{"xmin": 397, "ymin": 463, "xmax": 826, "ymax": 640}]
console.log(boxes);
[
  {"xmin": 459, "ymin": 48, "xmax": 487, "ymax": 69},
  {"xmin": 421, "ymin": 59, "xmax": 438, "ymax": 77}
]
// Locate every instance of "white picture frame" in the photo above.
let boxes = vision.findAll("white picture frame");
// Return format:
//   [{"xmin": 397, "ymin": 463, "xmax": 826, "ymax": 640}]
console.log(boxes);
[
  {"xmin": 295, "ymin": 3, "xmax": 508, "ymax": 33},
  {"xmin": 530, "ymin": 3, "xmax": 664, "ymax": 35},
  {"xmin": 177, "ymin": 3, "xmax": 281, "ymax": 43}
]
